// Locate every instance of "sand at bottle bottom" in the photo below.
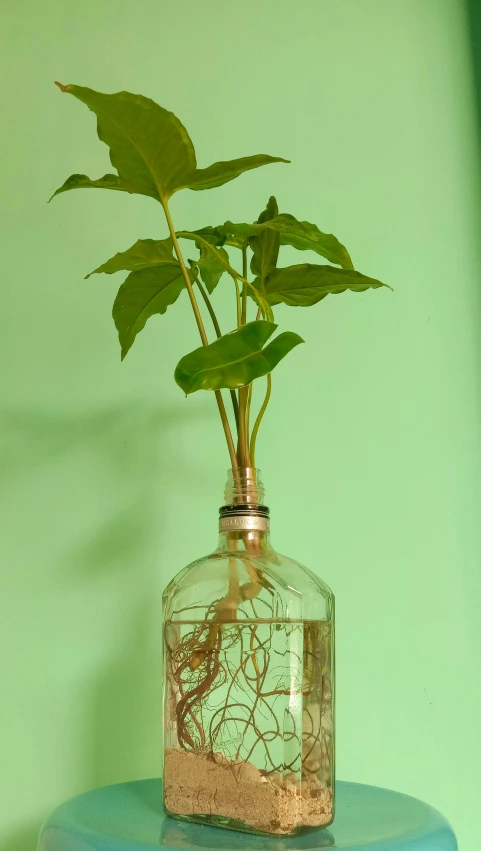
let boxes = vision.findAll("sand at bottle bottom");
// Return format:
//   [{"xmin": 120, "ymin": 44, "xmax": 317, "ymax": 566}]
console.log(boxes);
[{"xmin": 164, "ymin": 748, "xmax": 332, "ymax": 835}]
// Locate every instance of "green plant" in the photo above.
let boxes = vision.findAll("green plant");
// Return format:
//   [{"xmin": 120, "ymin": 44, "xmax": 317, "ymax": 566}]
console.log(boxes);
[{"xmin": 51, "ymin": 83, "xmax": 389, "ymax": 476}]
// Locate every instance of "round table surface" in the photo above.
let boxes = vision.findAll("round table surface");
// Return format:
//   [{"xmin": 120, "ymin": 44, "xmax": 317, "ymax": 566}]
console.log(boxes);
[{"xmin": 38, "ymin": 778, "xmax": 457, "ymax": 851}]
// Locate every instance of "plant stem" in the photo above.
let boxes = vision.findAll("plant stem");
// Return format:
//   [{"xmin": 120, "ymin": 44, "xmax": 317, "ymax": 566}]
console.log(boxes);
[
  {"xmin": 237, "ymin": 242, "xmax": 250, "ymax": 468},
  {"xmin": 194, "ymin": 272, "xmax": 239, "ymax": 431},
  {"xmin": 250, "ymin": 374, "xmax": 272, "ymax": 466},
  {"xmin": 246, "ymin": 383, "xmax": 253, "ymax": 437},
  {"xmin": 241, "ymin": 241, "xmax": 248, "ymax": 325},
  {"xmin": 193, "ymin": 273, "xmax": 222, "ymax": 338},
  {"xmin": 162, "ymin": 201, "xmax": 239, "ymax": 475},
  {"xmin": 238, "ymin": 386, "xmax": 251, "ymax": 468},
  {"xmin": 234, "ymin": 277, "xmax": 241, "ymax": 328},
  {"xmin": 162, "ymin": 203, "xmax": 209, "ymax": 346}
]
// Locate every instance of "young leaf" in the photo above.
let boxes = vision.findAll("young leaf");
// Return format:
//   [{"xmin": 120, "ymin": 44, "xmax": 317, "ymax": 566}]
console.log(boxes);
[
  {"xmin": 187, "ymin": 155, "xmax": 289, "ymax": 192},
  {"xmin": 249, "ymin": 196, "xmax": 280, "ymax": 282},
  {"xmin": 221, "ymin": 214, "xmax": 353, "ymax": 269},
  {"xmin": 276, "ymin": 215, "xmax": 353, "ymax": 269},
  {"xmin": 194, "ymin": 243, "xmax": 229, "ymax": 294},
  {"xmin": 49, "ymin": 173, "xmax": 128, "ymax": 201},
  {"xmin": 86, "ymin": 238, "xmax": 175, "ymax": 278},
  {"xmin": 55, "ymin": 84, "xmax": 288, "ymax": 202},
  {"xmin": 260, "ymin": 264, "xmax": 388, "ymax": 306},
  {"xmin": 174, "ymin": 320, "xmax": 303, "ymax": 394},
  {"xmin": 190, "ymin": 226, "xmax": 244, "ymax": 250},
  {"xmin": 55, "ymin": 84, "xmax": 197, "ymax": 202},
  {"xmin": 112, "ymin": 263, "xmax": 191, "ymax": 359},
  {"xmin": 178, "ymin": 231, "xmax": 236, "ymax": 274},
  {"xmin": 178, "ymin": 231, "xmax": 275, "ymax": 320},
  {"xmin": 189, "ymin": 226, "xmax": 227, "ymax": 247},
  {"xmin": 245, "ymin": 281, "xmax": 275, "ymax": 323}
]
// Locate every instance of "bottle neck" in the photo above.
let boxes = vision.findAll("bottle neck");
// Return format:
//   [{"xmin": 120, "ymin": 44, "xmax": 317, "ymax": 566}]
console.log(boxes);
[
  {"xmin": 217, "ymin": 527, "xmax": 272, "ymax": 553},
  {"xmin": 218, "ymin": 467, "xmax": 271, "ymax": 553}
]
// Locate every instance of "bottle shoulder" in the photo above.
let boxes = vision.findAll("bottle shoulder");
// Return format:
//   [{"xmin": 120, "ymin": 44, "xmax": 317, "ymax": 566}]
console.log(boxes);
[{"xmin": 163, "ymin": 546, "xmax": 334, "ymax": 623}]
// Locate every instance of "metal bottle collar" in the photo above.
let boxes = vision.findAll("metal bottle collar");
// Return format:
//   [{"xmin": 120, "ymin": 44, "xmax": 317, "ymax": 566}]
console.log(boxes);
[{"xmin": 218, "ymin": 504, "xmax": 270, "ymax": 533}]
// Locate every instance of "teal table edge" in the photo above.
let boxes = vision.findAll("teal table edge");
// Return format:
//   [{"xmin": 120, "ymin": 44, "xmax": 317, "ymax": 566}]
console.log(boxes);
[{"xmin": 38, "ymin": 778, "xmax": 458, "ymax": 851}]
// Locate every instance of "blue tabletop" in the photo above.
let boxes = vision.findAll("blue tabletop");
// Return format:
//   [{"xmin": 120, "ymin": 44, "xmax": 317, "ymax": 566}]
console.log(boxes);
[{"xmin": 38, "ymin": 778, "xmax": 457, "ymax": 851}]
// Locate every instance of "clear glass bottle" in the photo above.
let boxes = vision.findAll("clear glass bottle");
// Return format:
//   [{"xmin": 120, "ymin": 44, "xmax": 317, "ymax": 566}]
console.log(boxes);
[{"xmin": 162, "ymin": 469, "xmax": 335, "ymax": 836}]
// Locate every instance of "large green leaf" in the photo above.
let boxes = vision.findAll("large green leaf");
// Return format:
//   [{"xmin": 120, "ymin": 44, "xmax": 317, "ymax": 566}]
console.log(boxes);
[
  {"xmin": 260, "ymin": 264, "xmax": 388, "ymax": 306},
  {"xmin": 193, "ymin": 243, "xmax": 229, "ymax": 294},
  {"xmin": 187, "ymin": 155, "xmax": 289, "ymax": 192},
  {"xmin": 55, "ymin": 84, "xmax": 288, "ymax": 202},
  {"xmin": 249, "ymin": 196, "xmax": 280, "ymax": 283},
  {"xmin": 112, "ymin": 263, "xmax": 190, "ymax": 359},
  {"xmin": 86, "ymin": 238, "xmax": 175, "ymax": 278},
  {"xmin": 221, "ymin": 214, "xmax": 353, "ymax": 269},
  {"xmin": 174, "ymin": 320, "xmax": 303, "ymax": 394},
  {"xmin": 49, "ymin": 172, "xmax": 128, "ymax": 201}
]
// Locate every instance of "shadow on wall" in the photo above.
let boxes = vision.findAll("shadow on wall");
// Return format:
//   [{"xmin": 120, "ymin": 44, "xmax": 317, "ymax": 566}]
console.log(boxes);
[
  {"xmin": 1, "ymin": 400, "xmax": 213, "ymax": 568},
  {"xmin": 0, "ymin": 400, "xmax": 212, "ymax": 850},
  {"xmin": 89, "ymin": 594, "xmax": 161, "ymax": 790}
]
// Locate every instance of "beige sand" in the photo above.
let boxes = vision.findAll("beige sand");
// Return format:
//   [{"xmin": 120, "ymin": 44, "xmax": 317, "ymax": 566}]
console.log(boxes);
[{"xmin": 164, "ymin": 748, "xmax": 332, "ymax": 835}]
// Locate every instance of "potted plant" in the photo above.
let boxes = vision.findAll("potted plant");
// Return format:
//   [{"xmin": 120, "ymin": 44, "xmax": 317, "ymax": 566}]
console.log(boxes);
[{"xmin": 51, "ymin": 83, "xmax": 388, "ymax": 836}]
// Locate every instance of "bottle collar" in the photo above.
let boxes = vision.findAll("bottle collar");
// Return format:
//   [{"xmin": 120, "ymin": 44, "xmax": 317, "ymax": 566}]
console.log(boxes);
[{"xmin": 219, "ymin": 504, "xmax": 270, "ymax": 533}]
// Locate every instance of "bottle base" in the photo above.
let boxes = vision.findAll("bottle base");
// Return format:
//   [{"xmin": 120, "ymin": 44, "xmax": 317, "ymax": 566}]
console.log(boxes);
[
  {"xmin": 164, "ymin": 807, "xmax": 334, "ymax": 838},
  {"xmin": 163, "ymin": 747, "xmax": 333, "ymax": 836}
]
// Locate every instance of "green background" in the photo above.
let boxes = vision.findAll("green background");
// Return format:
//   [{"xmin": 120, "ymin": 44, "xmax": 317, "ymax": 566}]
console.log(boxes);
[{"xmin": 2, "ymin": 0, "xmax": 481, "ymax": 848}]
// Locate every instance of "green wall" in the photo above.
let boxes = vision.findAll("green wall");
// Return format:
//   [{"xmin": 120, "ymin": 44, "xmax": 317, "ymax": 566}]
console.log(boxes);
[{"xmin": 2, "ymin": 1, "xmax": 481, "ymax": 848}]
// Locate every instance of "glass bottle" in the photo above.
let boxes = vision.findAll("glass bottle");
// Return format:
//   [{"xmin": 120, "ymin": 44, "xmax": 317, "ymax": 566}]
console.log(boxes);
[{"xmin": 162, "ymin": 468, "xmax": 335, "ymax": 836}]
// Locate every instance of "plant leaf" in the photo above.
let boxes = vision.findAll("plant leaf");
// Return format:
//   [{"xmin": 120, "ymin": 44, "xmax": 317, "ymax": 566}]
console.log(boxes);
[
  {"xmin": 221, "ymin": 214, "xmax": 353, "ymax": 269},
  {"xmin": 174, "ymin": 320, "xmax": 303, "ymax": 394},
  {"xmin": 112, "ymin": 263, "xmax": 190, "ymax": 359},
  {"xmin": 86, "ymin": 238, "xmax": 175, "ymax": 278},
  {"xmin": 249, "ymin": 196, "xmax": 280, "ymax": 282},
  {"xmin": 261, "ymin": 264, "xmax": 388, "ymax": 306},
  {"xmin": 56, "ymin": 84, "xmax": 196, "ymax": 202},
  {"xmin": 194, "ymin": 243, "xmax": 229, "ymax": 294},
  {"xmin": 49, "ymin": 173, "xmax": 128, "ymax": 201},
  {"xmin": 55, "ymin": 84, "xmax": 288, "ymax": 202},
  {"xmin": 186, "ymin": 155, "xmax": 289, "ymax": 192}
]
